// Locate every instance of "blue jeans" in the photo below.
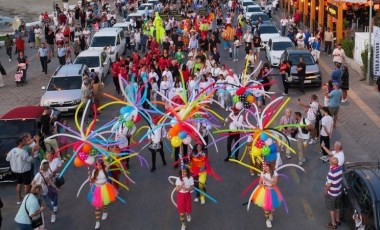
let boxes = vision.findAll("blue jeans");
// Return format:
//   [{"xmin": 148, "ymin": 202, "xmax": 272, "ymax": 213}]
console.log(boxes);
[
  {"xmin": 17, "ymin": 223, "xmax": 33, "ymax": 230},
  {"xmin": 233, "ymin": 47, "xmax": 239, "ymax": 60},
  {"xmin": 223, "ymin": 40, "xmax": 231, "ymax": 50},
  {"xmin": 49, "ymin": 189, "xmax": 58, "ymax": 207},
  {"xmin": 43, "ymin": 194, "xmax": 54, "ymax": 211}
]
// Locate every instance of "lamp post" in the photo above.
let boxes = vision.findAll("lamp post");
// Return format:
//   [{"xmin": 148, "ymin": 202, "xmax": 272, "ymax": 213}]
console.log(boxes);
[{"xmin": 367, "ymin": 0, "xmax": 373, "ymax": 85}]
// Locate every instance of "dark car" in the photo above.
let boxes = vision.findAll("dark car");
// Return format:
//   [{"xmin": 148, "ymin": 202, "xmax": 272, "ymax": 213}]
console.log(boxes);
[
  {"xmin": 342, "ymin": 162, "xmax": 380, "ymax": 229},
  {"xmin": 0, "ymin": 106, "xmax": 59, "ymax": 181},
  {"xmin": 249, "ymin": 12, "xmax": 270, "ymax": 25},
  {"xmin": 280, "ymin": 48, "xmax": 322, "ymax": 87}
]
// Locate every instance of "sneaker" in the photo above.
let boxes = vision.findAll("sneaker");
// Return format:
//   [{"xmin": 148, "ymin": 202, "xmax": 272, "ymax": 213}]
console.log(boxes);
[
  {"xmin": 194, "ymin": 197, "xmax": 199, "ymax": 203},
  {"xmin": 200, "ymin": 198, "xmax": 205, "ymax": 205},
  {"xmin": 181, "ymin": 224, "xmax": 186, "ymax": 230},
  {"xmin": 266, "ymin": 219, "xmax": 272, "ymax": 228},
  {"xmin": 286, "ymin": 154, "xmax": 291, "ymax": 159},
  {"xmin": 298, "ymin": 161, "xmax": 303, "ymax": 166},
  {"xmin": 95, "ymin": 221, "xmax": 100, "ymax": 229},
  {"xmin": 268, "ymin": 213, "xmax": 273, "ymax": 221},
  {"xmin": 51, "ymin": 214, "xmax": 56, "ymax": 223},
  {"xmin": 186, "ymin": 214, "xmax": 191, "ymax": 222},
  {"xmin": 308, "ymin": 140, "xmax": 316, "ymax": 144},
  {"xmin": 9, "ymin": 58, "xmax": 11, "ymax": 62},
  {"xmin": 282, "ymin": 92, "xmax": 288, "ymax": 96},
  {"xmin": 320, "ymin": 156, "xmax": 328, "ymax": 163},
  {"xmin": 53, "ymin": 206, "xmax": 58, "ymax": 213},
  {"xmin": 101, "ymin": 212, "xmax": 108, "ymax": 220}
]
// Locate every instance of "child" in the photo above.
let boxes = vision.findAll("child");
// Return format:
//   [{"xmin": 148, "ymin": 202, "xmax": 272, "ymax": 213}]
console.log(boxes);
[
  {"xmin": 15, "ymin": 67, "xmax": 23, "ymax": 86},
  {"xmin": 150, "ymin": 78, "xmax": 158, "ymax": 105}
]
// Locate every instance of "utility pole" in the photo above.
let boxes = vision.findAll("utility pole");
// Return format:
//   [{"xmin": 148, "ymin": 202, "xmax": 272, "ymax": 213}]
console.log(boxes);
[{"xmin": 367, "ymin": 0, "xmax": 373, "ymax": 85}]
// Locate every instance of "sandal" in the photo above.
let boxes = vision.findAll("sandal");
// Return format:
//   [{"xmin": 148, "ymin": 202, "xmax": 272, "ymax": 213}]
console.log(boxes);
[{"xmin": 326, "ymin": 223, "xmax": 337, "ymax": 229}]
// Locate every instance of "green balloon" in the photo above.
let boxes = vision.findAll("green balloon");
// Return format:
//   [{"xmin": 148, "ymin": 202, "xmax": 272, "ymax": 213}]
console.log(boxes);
[
  {"xmin": 233, "ymin": 95, "xmax": 240, "ymax": 103},
  {"xmin": 262, "ymin": 146, "xmax": 271, "ymax": 156},
  {"xmin": 125, "ymin": 120, "xmax": 134, "ymax": 129}
]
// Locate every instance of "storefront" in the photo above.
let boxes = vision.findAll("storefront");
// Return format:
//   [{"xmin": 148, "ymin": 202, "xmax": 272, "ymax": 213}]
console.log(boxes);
[{"xmin": 281, "ymin": 0, "xmax": 380, "ymax": 42}]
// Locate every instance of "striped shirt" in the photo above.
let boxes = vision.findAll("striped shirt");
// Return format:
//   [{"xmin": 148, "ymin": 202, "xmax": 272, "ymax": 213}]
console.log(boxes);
[{"xmin": 326, "ymin": 165, "xmax": 343, "ymax": 197}]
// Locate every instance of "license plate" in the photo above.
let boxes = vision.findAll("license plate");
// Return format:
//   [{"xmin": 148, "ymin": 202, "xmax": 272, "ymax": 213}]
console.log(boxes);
[
  {"xmin": 304, "ymin": 80, "xmax": 312, "ymax": 83},
  {"xmin": 58, "ymin": 108, "xmax": 69, "ymax": 112}
]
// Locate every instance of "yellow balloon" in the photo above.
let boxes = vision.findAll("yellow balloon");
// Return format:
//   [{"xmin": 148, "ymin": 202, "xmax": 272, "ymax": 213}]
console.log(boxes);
[
  {"xmin": 251, "ymin": 146, "xmax": 262, "ymax": 157},
  {"xmin": 246, "ymin": 95, "xmax": 255, "ymax": 103},
  {"xmin": 171, "ymin": 136, "xmax": 182, "ymax": 148}
]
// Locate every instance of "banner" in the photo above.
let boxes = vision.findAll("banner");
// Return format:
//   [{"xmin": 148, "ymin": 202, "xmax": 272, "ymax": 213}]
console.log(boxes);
[{"xmin": 374, "ymin": 26, "xmax": 380, "ymax": 76}]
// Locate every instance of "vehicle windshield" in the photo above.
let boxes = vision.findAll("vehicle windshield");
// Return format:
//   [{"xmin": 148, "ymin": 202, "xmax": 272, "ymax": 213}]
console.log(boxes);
[
  {"xmin": 47, "ymin": 76, "xmax": 82, "ymax": 91},
  {"xmin": 0, "ymin": 120, "xmax": 37, "ymax": 138},
  {"xmin": 272, "ymin": 42, "xmax": 293, "ymax": 51},
  {"xmin": 91, "ymin": 36, "xmax": 115, "ymax": 47},
  {"xmin": 243, "ymin": 2, "xmax": 255, "ymax": 6},
  {"xmin": 259, "ymin": 26, "xmax": 278, "ymax": 34},
  {"xmin": 247, "ymin": 7, "xmax": 261, "ymax": 12},
  {"xmin": 289, "ymin": 54, "xmax": 316, "ymax": 65},
  {"xmin": 74, "ymin": 56, "xmax": 99, "ymax": 68},
  {"xmin": 139, "ymin": 5, "xmax": 152, "ymax": 10},
  {"xmin": 251, "ymin": 14, "xmax": 270, "ymax": 22}
]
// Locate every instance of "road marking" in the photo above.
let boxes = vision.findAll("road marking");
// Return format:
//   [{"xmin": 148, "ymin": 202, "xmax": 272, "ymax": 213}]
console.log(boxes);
[
  {"xmin": 290, "ymin": 168, "xmax": 300, "ymax": 185},
  {"xmin": 300, "ymin": 197, "xmax": 315, "ymax": 220},
  {"xmin": 318, "ymin": 58, "xmax": 380, "ymax": 129}
]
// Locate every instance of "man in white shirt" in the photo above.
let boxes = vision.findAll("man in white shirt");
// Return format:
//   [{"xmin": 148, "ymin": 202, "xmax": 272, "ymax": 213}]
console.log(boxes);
[
  {"xmin": 321, "ymin": 141, "xmax": 345, "ymax": 166},
  {"xmin": 280, "ymin": 15, "xmax": 288, "ymax": 36},
  {"xmin": 294, "ymin": 112, "xmax": 310, "ymax": 166},
  {"xmin": 6, "ymin": 137, "xmax": 33, "ymax": 204},
  {"xmin": 148, "ymin": 116, "xmax": 167, "ymax": 172},
  {"xmin": 296, "ymin": 29, "xmax": 306, "ymax": 49},
  {"xmin": 243, "ymin": 30, "xmax": 253, "ymax": 50},
  {"xmin": 297, "ymin": 95, "xmax": 319, "ymax": 144},
  {"xmin": 225, "ymin": 107, "xmax": 244, "ymax": 161},
  {"xmin": 332, "ymin": 43, "xmax": 345, "ymax": 65},
  {"xmin": 319, "ymin": 107, "xmax": 334, "ymax": 162}
]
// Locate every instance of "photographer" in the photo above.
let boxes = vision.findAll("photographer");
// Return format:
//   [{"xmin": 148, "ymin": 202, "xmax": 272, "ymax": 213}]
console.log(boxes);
[{"xmin": 294, "ymin": 112, "xmax": 311, "ymax": 166}]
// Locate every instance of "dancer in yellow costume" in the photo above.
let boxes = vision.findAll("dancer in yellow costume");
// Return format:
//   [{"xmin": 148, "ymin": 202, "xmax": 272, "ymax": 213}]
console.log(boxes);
[{"xmin": 152, "ymin": 12, "xmax": 165, "ymax": 43}]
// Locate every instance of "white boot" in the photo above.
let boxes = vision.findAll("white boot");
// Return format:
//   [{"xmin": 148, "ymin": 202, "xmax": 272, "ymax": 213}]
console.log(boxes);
[
  {"xmin": 95, "ymin": 221, "xmax": 100, "ymax": 229},
  {"xmin": 181, "ymin": 224, "xmax": 186, "ymax": 230},
  {"xmin": 101, "ymin": 212, "xmax": 108, "ymax": 220}
]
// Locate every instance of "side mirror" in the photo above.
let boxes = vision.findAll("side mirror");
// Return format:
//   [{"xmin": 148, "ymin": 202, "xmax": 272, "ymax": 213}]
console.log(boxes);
[
  {"xmin": 41, "ymin": 86, "xmax": 46, "ymax": 90},
  {"xmin": 103, "ymin": 62, "xmax": 108, "ymax": 66}
]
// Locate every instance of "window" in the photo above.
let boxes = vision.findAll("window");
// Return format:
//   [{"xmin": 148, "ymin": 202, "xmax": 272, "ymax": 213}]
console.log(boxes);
[
  {"xmin": 47, "ymin": 76, "xmax": 82, "ymax": 91},
  {"xmin": 288, "ymin": 54, "xmax": 315, "ymax": 65},
  {"xmin": 90, "ymin": 36, "xmax": 116, "ymax": 47},
  {"xmin": 74, "ymin": 56, "xmax": 99, "ymax": 68},
  {"xmin": 272, "ymin": 42, "xmax": 294, "ymax": 51}
]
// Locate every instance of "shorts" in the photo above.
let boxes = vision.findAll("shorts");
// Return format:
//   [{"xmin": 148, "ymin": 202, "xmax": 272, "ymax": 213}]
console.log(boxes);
[
  {"xmin": 324, "ymin": 194, "xmax": 342, "ymax": 211},
  {"xmin": 253, "ymin": 47, "xmax": 260, "ymax": 53},
  {"xmin": 329, "ymin": 107, "xmax": 339, "ymax": 117},
  {"xmin": 14, "ymin": 170, "xmax": 32, "ymax": 185},
  {"xmin": 308, "ymin": 119, "xmax": 316, "ymax": 128}
]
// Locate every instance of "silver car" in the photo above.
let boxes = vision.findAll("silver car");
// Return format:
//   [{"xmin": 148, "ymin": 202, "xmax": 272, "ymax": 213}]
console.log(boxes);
[{"xmin": 40, "ymin": 64, "xmax": 89, "ymax": 112}]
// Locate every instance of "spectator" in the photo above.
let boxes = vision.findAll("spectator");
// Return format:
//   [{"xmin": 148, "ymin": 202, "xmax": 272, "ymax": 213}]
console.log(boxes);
[
  {"xmin": 325, "ymin": 82, "xmax": 342, "ymax": 128},
  {"xmin": 14, "ymin": 185, "xmax": 45, "ymax": 230},
  {"xmin": 340, "ymin": 66, "xmax": 349, "ymax": 103},
  {"xmin": 319, "ymin": 107, "xmax": 334, "ymax": 163},
  {"xmin": 4, "ymin": 34, "xmax": 14, "ymax": 61},
  {"xmin": 321, "ymin": 141, "xmax": 345, "ymax": 166},
  {"xmin": 324, "ymin": 157, "xmax": 343, "ymax": 229},
  {"xmin": 324, "ymin": 28, "xmax": 334, "ymax": 55},
  {"xmin": 294, "ymin": 111, "xmax": 310, "ymax": 166},
  {"xmin": 332, "ymin": 43, "xmax": 345, "ymax": 66},
  {"xmin": 6, "ymin": 137, "xmax": 33, "ymax": 204},
  {"xmin": 296, "ymin": 57, "xmax": 306, "ymax": 94}
]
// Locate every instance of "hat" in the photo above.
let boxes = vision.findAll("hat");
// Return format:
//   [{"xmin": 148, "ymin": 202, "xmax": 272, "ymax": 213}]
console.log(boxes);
[{"xmin": 40, "ymin": 159, "xmax": 49, "ymax": 169}]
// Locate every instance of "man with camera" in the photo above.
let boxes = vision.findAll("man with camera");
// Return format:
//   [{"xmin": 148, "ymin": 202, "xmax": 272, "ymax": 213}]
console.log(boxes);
[{"xmin": 294, "ymin": 112, "xmax": 311, "ymax": 166}]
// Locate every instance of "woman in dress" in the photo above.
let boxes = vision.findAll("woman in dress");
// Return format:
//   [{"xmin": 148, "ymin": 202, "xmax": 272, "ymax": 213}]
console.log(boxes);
[
  {"xmin": 175, "ymin": 169, "xmax": 194, "ymax": 230},
  {"xmin": 340, "ymin": 65, "xmax": 349, "ymax": 103},
  {"xmin": 279, "ymin": 109, "xmax": 295, "ymax": 159},
  {"xmin": 88, "ymin": 159, "xmax": 118, "ymax": 230},
  {"xmin": 251, "ymin": 162, "xmax": 283, "ymax": 228}
]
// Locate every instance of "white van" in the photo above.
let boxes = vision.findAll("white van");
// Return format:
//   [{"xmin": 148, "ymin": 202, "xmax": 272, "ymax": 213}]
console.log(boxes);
[{"xmin": 89, "ymin": 27, "xmax": 126, "ymax": 62}]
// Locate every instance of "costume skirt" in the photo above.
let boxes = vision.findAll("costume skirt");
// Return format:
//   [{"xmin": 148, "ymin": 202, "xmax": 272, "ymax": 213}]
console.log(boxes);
[
  {"xmin": 87, "ymin": 182, "xmax": 118, "ymax": 208},
  {"xmin": 176, "ymin": 192, "xmax": 192, "ymax": 213},
  {"xmin": 251, "ymin": 185, "xmax": 283, "ymax": 211}
]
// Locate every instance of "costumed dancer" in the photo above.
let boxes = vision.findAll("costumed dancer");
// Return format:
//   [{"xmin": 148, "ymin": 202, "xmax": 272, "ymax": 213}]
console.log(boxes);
[
  {"xmin": 190, "ymin": 144, "xmax": 220, "ymax": 205},
  {"xmin": 175, "ymin": 168, "xmax": 194, "ymax": 230},
  {"xmin": 148, "ymin": 116, "xmax": 167, "ymax": 172},
  {"xmin": 153, "ymin": 12, "xmax": 166, "ymax": 43},
  {"xmin": 88, "ymin": 159, "xmax": 118, "ymax": 230},
  {"xmin": 224, "ymin": 106, "xmax": 244, "ymax": 161},
  {"xmin": 251, "ymin": 162, "xmax": 284, "ymax": 228}
]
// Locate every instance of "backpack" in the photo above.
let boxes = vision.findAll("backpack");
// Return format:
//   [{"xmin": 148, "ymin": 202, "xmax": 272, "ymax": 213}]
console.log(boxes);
[{"xmin": 301, "ymin": 118, "xmax": 309, "ymax": 134}]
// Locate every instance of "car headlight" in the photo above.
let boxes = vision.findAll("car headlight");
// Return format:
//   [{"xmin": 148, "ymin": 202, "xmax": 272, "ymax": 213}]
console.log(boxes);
[
  {"xmin": 43, "ymin": 101, "xmax": 51, "ymax": 106},
  {"xmin": 71, "ymin": 100, "xmax": 81, "ymax": 105}
]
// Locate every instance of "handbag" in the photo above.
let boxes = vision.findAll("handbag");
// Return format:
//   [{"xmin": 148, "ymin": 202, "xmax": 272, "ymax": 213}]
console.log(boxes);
[
  {"xmin": 49, "ymin": 167, "xmax": 65, "ymax": 188},
  {"xmin": 24, "ymin": 194, "xmax": 43, "ymax": 228},
  {"xmin": 40, "ymin": 172, "xmax": 58, "ymax": 197}
]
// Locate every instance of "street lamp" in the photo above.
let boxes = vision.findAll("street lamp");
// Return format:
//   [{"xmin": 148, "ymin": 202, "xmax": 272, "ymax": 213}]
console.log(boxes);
[{"xmin": 367, "ymin": 0, "xmax": 373, "ymax": 84}]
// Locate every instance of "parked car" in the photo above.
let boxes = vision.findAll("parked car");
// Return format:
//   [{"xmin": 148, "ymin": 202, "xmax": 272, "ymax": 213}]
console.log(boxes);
[
  {"xmin": 73, "ymin": 50, "xmax": 110, "ymax": 80},
  {"xmin": 113, "ymin": 21, "xmax": 134, "ymax": 31},
  {"xmin": 280, "ymin": 48, "xmax": 322, "ymax": 87},
  {"xmin": 123, "ymin": 12, "xmax": 144, "ymax": 24},
  {"xmin": 136, "ymin": 3, "xmax": 154, "ymax": 16},
  {"xmin": 241, "ymin": 0, "xmax": 257, "ymax": 12},
  {"xmin": 0, "ymin": 106, "xmax": 60, "ymax": 181},
  {"xmin": 342, "ymin": 162, "xmax": 379, "ymax": 229},
  {"xmin": 245, "ymin": 5, "xmax": 263, "ymax": 21},
  {"xmin": 40, "ymin": 64, "xmax": 89, "ymax": 113},
  {"xmin": 265, "ymin": 36, "xmax": 295, "ymax": 66},
  {"xmin": 257, "ymin": 23, "xmax": 280, "ymax": 49},
  {"xmin": 89, "ymin": 27, "xmax": 126, "ymax": 62},
  {"xmin": 249, "ymin": 12, "xmax": 270, "ymax": 25}
]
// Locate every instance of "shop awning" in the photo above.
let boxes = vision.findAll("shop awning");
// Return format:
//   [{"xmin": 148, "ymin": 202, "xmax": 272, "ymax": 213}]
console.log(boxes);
[{"xmin": 338, "ymin": 0, "xmax": 367, "ymax": 3}]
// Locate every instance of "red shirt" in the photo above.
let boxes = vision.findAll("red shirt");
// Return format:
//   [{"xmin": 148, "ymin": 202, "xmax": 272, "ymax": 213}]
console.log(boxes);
[
  {"xmin": 182, "ymin": 69, "xmax": 190, "ymax": 83},
  {"xmin": 15, "ymin": 38, "xmax": 25, "ymax": 51},
  {"xmin": 111, "ymin": 63, "xmax": 120, "ymax": 78}
]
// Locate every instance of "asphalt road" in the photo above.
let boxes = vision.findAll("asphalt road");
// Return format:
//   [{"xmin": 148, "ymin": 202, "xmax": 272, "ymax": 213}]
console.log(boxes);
[{"xmin": 2, "ymin": 8, "xmax": 377, "ymax": 230}]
